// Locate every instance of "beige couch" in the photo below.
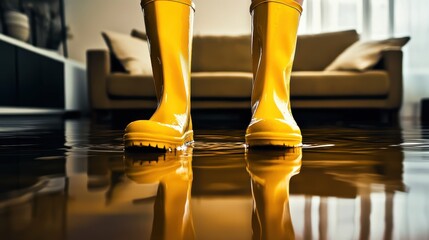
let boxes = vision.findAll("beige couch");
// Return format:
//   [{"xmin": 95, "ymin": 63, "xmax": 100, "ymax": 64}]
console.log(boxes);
[{"xmin": 87, "ymin": 30, "xmax": 403, "ymax": 119}]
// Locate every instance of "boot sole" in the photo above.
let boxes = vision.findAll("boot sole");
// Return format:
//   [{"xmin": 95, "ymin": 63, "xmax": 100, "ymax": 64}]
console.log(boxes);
[
  {"xmin": 245, "ymin": 132, "xmax": 302, "ymax": 148},
  {"xmin": 124, "ymin": 130, "xmax": 194, "ymax": 150}
]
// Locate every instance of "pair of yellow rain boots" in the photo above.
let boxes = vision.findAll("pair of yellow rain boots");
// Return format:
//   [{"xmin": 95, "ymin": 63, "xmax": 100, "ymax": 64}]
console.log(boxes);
[{"xmin": 124, "ymin": 0, "xmax": 303, "ymax": 150}]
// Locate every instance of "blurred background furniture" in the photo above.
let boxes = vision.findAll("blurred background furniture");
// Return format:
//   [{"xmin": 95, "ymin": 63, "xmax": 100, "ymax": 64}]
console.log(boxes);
[
  {"xmin": 87, "ymin": 30, "xmax": 404, "ymax": 122},
  {"xmin": 422, "ymin": 98, "xmax": 429, "ymax": 124},
  {"xmin": 0, "ymin": 0, "xmax": 68, "ymax": 55},
  {"xmin": 0, "ymin": 36, "xmax": 64, "ymax": 108},
  {"xmin": 0, "ymin": 33, "xmax": 87, "ymax": 113}
]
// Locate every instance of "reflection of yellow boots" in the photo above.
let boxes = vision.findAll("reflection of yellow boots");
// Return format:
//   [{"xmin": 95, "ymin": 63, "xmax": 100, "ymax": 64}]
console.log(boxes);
[
  {"xmin": 246, "ymin": 0, "xmax": 303, "ymax": 147},
  {"xmin": 124, "ymin": 0, "xmax": 195, "ymax": 150},
  {"xmin": 124, "ymin": 148, "xmax": 194, "ymax": 240},
  {"xmin": 246, "ymin": 148, "xmax": 302, "ymax": 240}
]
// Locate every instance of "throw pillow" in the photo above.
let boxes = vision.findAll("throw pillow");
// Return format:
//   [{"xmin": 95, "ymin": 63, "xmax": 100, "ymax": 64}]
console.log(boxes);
[
  {"xmin": 101, "ymin": 30, "xmax": 152, "ymax": 75},
  {"xmin": 325, "ymin": 36, "xmax": 410, "ymax": 71}
]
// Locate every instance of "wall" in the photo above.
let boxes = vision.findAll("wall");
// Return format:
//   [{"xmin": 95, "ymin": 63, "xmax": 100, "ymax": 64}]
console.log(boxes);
[{"xmin": 65, "ymin": 0, "xmax": 251, "ymax": 62}]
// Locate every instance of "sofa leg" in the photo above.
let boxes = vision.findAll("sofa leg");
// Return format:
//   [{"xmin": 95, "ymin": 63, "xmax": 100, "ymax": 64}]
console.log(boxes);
[
  {"xmin": 91, "ymin": 110, "xmax": 112, "ymax": 123},
  {"xmin": 380, "ymin": 111, "xmax": 388, "ymax": 124},
  {"xmin": 381, "ymin": 110, "xmax": 399, "ymax": 126},
  {"xmin": 91, "ymin": 111, "xmax": 98, "ymax": 122},
  {"xmin": 389, "ymin": 110, "xmax": 400, "ymax": 126}
]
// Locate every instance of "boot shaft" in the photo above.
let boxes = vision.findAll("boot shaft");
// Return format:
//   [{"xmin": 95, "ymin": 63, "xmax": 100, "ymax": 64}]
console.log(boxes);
[
  {"xmin": 250, "ymin": 0, "xmax": 302, "ymax": 111},
  {"xmin": 141, "ymin": 0, "xmax": 194, "ymax": 105}
]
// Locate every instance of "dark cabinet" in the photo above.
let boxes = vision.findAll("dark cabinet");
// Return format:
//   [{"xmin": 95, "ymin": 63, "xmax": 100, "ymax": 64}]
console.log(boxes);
[
  {"xmin": 0, "ymin": 39, "xmax": 64, "ymax": 108},
  {"xmin": 0, "ymin": 40, "xmax": 17, "ymax": 105}
]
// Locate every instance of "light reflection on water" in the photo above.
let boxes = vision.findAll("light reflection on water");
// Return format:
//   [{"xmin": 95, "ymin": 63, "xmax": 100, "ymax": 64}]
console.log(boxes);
[{"xmin": 0, "ymin": 119, "xmax": 428, "ymax": 239}]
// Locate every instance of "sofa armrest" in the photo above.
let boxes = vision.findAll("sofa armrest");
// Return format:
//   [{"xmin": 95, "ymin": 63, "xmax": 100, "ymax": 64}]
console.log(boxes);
[
  {"xmin": 87, "ymin": 49, "xmax": 111, "ymax": 110},
  {"xmin": 378, "ymin": 49, "xmax": 404, "ymax": 109}
]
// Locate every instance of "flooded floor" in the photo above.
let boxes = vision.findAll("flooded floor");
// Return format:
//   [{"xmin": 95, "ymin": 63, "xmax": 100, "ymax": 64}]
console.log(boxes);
[{"xmin": 0, "ymin": 118, "xmax": 428, "ymax": 240}]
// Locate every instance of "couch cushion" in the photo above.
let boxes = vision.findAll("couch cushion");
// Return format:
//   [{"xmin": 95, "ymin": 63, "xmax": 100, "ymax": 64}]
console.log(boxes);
[
  {"xmin": 290, "ymin": 71, "xmax": 389, "ymax": 98},
  {"xmin": 107, "ymin": 71, "xmax": 388, "ymax": 100},
  {"xmin": 192, "ymin": 35, "xmax": 252, "ymax": 72},
  {"xmin": 107, "ymin": 74, "xmax": 156, "ymax": 99},
  {"xmin": 102, "ymin": 31, "xmax": 152, "ymax": 75},
  {"xmin": 325, "ymin": 36, "xmax": 410, "ymax": 71},
  {"xmin": 107, "ymin": 72, "xmax": 253, "ymax": 100},
  {"xmin": 293, "ymin": 30, "xmax": 359, "ymax": 71},
  {"xmin": 191, "ymin": 72, "xmax": 252, "ymax": 99}
]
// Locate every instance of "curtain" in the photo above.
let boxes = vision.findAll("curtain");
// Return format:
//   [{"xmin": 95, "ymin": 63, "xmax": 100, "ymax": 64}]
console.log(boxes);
[{"xmin": 298, "ymin": 0, "xmax": 429, "ymax": 118}]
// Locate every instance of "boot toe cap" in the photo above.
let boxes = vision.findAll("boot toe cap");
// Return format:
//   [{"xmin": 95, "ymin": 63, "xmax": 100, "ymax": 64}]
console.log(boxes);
[
  {"xmin": 125, "ymin": 120, "xmax": 182, "ymax": 137},
  {"xmin": 246, "ymin": 118, "xmax": 302, "ymax": 147},
  {"xmin": 247, "ymin": 118, "xmax": 301, "ymax": 135}
]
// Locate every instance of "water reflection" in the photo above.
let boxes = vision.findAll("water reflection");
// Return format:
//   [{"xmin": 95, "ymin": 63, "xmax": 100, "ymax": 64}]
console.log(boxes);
[
  {"xmin": 0, "ymin": 118, "xmax": 67, "ymax": 240},
  {"xmin": 124, "ymin": 149, "xmax": 194, "ymax": 240},
  {"xmin": 0, "ymin": 119, "xmax": 428, "ymax": 239},
  {"xmin": 290, "ymin": 128, "xmax": 405, "ymax": 240},
  {"xmin": 246, "ymin": 148, "xmax": 302, "ymax": 240}
]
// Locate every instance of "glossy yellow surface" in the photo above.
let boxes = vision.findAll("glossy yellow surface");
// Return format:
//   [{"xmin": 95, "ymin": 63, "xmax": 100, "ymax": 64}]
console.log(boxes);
[
  {"xmin": 124, "ymin": 148, "xmax": 194, "ymax": 240},
  {"xmin": 124, "ymin": 0, "xmax": 194, "ymax": 150},
  {"xmin": 247, "ymin": 148, "xmax": 302, "ymax": 239},
  {"xmin": 246, "ymin": 0, "xmax": 303, "ymax": 147}
]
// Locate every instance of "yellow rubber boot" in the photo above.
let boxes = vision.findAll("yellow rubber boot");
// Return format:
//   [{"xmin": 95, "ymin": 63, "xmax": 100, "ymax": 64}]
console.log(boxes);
[
  {"xmin": 124, "ymin": 0, "xmax": 195, "ymax": 150},
  {"xmin": 125, "ymin": 149, "xmax": 194, "ymax": 240},
  {"xmin": 246, "ymin": 0, "xmax": 303, "ymax": 147},
  {"xmin": 246, "ymin": 148, "xmax": 302, "ymax": 239}
]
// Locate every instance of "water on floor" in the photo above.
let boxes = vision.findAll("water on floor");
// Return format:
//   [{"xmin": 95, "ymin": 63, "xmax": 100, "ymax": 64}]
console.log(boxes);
[{"xmin": 0, "ymin": 118, "xmax": 428, "ymax": 240}]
